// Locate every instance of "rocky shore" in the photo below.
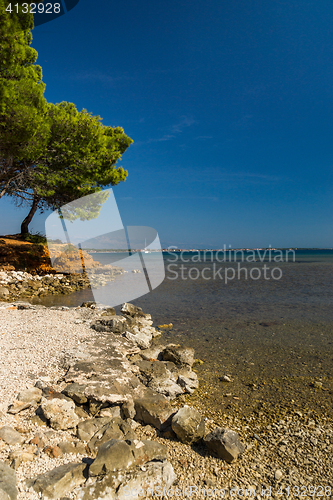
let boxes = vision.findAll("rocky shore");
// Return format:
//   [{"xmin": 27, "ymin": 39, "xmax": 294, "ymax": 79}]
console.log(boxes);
[
  {"xmin": 0, "ymin": 302, "xmax": 332, "ymax": 499},
  {"xmin": 0, "ymin": 267, "xmax": 125, "ymax": 302}
]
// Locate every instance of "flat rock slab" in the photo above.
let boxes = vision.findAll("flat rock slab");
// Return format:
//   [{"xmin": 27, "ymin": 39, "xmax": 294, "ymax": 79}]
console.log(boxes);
[
  {"xmin": 28, "ymin": 462, "xmax": 87, "ymax": 499},
  {"xmin": 79, "ymin": 460, "xmax": 176, "ymax": 500},
  {"xmin": 0, "ymin": 427, "xmax": 24, "ymax": 446},
  {"xmin": 89, "ymin": 438, "xmax": 168, "ymax": 477},
  {"xmin": 0, "ymin": 461, "xmax": 17, "ymax": 500},
  {"xmin": 134, "ymin": 392, "xmax": 174, "ymax": 430},
  {"xmin": 63, "ymin": 331, "xmax": 147, "ymax": 407}
]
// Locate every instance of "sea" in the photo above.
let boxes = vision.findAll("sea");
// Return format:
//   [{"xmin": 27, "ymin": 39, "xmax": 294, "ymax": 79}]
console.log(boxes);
[{"xmin": 33, "ymin": 248, "xmax": 333, "ymax": 417}]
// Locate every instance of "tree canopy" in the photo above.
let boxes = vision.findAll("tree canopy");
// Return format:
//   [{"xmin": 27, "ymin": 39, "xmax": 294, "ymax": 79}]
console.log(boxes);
[
  {"xmin": 0, "ymin": 3, "xmax": 133, "ymax": 235},
  {"xmin": 0, "ymin": 0, "xmax": 49, "ymax": 198}
]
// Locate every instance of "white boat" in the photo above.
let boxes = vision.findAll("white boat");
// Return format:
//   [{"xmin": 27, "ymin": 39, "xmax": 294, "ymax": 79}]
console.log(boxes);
[{"xmin": 144, "ymin": 239, "xmax": 150, "ymax": 253}]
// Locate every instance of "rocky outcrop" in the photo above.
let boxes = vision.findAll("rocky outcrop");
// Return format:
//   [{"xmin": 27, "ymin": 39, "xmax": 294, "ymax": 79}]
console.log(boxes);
[{"xmin": 0, "ymin": 302, "xmax": 249, "ymax": 499}]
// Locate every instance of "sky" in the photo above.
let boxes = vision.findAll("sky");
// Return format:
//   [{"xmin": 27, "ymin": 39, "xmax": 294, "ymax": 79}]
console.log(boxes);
[{"xmin": 1, "ymin": 0, "xmax": 333, "ymax": 248}]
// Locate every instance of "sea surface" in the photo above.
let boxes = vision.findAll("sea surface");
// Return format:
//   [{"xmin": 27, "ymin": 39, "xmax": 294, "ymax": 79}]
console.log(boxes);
[{"xmin": 33, "ymin": 249, "xmax": 333, "ymax": 416}]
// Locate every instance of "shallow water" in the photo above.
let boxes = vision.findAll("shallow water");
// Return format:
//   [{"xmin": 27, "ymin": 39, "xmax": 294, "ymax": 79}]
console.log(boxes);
[{"xmin": 33, "ymin": 249, "xmax": 333, "ymax": 416}]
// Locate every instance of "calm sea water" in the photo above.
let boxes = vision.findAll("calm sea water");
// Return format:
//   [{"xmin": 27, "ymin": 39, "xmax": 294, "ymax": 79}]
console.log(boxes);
[{"xmin": 33, "ymin": 249, "xmax": 333, "ymax": 416}]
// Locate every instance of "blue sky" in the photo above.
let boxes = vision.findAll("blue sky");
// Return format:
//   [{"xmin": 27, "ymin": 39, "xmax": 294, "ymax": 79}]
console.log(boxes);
[{"xmin": 2, "ymin": 0, "xmax": 333, "ymax": 248}]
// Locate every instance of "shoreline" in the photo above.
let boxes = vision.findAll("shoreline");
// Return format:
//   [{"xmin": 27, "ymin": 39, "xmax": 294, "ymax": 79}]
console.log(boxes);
[{"xmin": 0, "ymin": 302, "xmax": 332, "ymax": 499}]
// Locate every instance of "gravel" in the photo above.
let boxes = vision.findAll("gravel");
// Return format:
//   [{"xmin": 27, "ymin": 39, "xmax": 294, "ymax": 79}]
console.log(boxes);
[{"xmin": 0, "ymin": 302, "xmax": 332, "ymax": 499}]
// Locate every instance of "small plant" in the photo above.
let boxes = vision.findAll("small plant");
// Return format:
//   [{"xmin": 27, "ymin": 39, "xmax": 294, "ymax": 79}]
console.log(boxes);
[{"xmin": 24, "ymin": 232, "xmax": 47, "ymax": 245}]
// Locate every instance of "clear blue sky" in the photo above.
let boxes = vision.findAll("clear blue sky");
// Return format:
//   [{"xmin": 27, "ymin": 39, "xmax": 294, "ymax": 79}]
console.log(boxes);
[{"xmin": 2, "ymin": 0, "xmax": 333, "ymax": 248}]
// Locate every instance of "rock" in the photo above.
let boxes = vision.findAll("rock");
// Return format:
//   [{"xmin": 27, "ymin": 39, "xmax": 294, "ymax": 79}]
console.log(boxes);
[
  {"xmin": 30, "ymin": 435, "xmax": 45, "ymax": 448},
  {"xmin": 121, "ymin": 303, "xmax": 145, "ymax": 317},
  {"xmin": 84, "ymin": 460, "xmax": 176, "ymax": 500},
  {"xmin": 275, "ymin": 469, "xmax": 283, "ymax": 480},
  {"xmin": 148, "ymin": 378, "xmax": 184, "ymax": 399},
  {"xmin": 87, "ymin": 418, "xmax": 137, "ymax": 456},
  {"xmin": 31, "ymin": 413, "xmax": 48, "ymax": 427},
  {"xmin": 43, "ymin": 446, "xmax": 63, "ymax": 459},
  {"xmin": 171, "ymin": 407, "xmax": 205, "ymax": 444},
  {"xmin": 91, "ymin": 316, "xmax": 127, "ymax": 334},
  {"xmin": 0, "ymin": 461, "xmax": 17, "ymax": 500},
  {"xmin": 58, "ymin": 441, "xmax": 87, "ymax": 455},
  {"xmin": 135, "ymin": 360, "xmax": 184, "ymax": 399},
  {"xmin": 122, "ymin": 401, "xmax": 136, "ymax": 419},
  {"xmin": 17, "ymin": 387, "xmax": 42, "ymax": 404},
  {"xmin": 219, "ymin": 375, "xmax": 232, "ymax": 382},
  {"xmin": 162, "ymin": 345, "xmax": 195, "ymax": 367},
  {"xmin": 130, "ymin": 439, "xmax": 167, "ymax": 465},
  {"xmin": 140, "ymin": 345, "xmax": 165, "ymax": 361},
  {"xmin": 0, "ymin": 427, "xmax": 24, "ymax": 446},
  {"xmin": 7, "ymin": 401, "xmax": 31, "ymax": 415},
  {"xmin": 89, "ymin": 438, "xmax": 168, "ymax": 477},
  {"xmin": 28, "ymin": 463, "xmax": 87, "ymax": 499},
  {"xmin": 40, "ymin": 398, "xmax": 79, "ymax": 430},
  {"xmin": 99, "ymin": 406, "xmax": 121, "ymax": 419},
  {"xmin": 62, "ymin": 383, "xmax": 88, "ymax": 404},
  {"xmin": 134, "ymin": 393, "xmax": 174, "ymax": 430},
  {"xmin": 77, "ymin": 417, "xmax": 113, "ymax": 442},
  {"xmin": 89, "ymin": 439, "xmax": 134, "ymax": 476},
  {"xmin": 124, "ymin": 331, "xmax": 151, "ymax": 349},
  {"xmin": 8, "ymin": 451, "xmax": 35, "ymax": 470},
  {"xmin": 0, "ymin": 288, "xmax": 9, "ymax": 298},
  {"xmin": 204, "ymin": 428, "xmax": 246, "ymax": 463},
  {"xmin": 177, "ymin": 374, "xmax": 199, "ymax": 394}
]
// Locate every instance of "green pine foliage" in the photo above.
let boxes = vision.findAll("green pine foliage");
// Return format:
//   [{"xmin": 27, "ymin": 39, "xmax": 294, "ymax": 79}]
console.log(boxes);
[{"xmin": 0, "ymin": 2, "xmax": 133, "ymax": 234}]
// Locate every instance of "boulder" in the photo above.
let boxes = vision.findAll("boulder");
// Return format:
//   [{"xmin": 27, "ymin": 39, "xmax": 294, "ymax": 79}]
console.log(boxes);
[
  {"xmin": 203, "ymin": 427, "xmax": 246, "ymax": 463},
  {"xmin": 7, "ymin": 401, "xmax": 31, "ymax": 415},
  {"xmin": 17, "ymin": 387, "xmax": 43, "ymax": 404},
  {"xmin": 124, "ymin": 331, "xmax": 151, "ymax": 350},
  {"xmin": 171, "ymin": 406, "xmax": 205, "ymax": 444},
  {"xmin": 162, "ymin": 345, "xmax": 195, "ymax": 367},
  {"xmin": 0, "ymin": 288, "xmax": 9, "ymax": 298},
  {"xmin": 40, "ymin": 398, "xmax": 79, "ymax": 430},
  {"xmin": 134, "ymin": 393, "xmax": 174, "ymax": 430},
  {"xmin": 0, "ymin": 461, "xmax": 17, "ymax": 500},
  {"xmin": 0, "ymin": 427, "xmax": 24, "ymax": 446},
  {"xmin": 121, "ymin": 303, "xmax": 145, "ymax": 317},
  {"xmin": 177, "ymin": 374, "xmax": 199, "ymax": 394},
  {"xmin": 58, "ymin": 441, "xmax": 87, "ymax": 455},
  {"xmin": 28, "ymin": 463, "xmax": 87, "ymax": 499},
  {"xmin": 140, "ymin": 345, "xmax": 165, "ymax": 361},
  {"xmin": 148, "ymin": 378, "xmax": 184, "ymax": 399},
  {"xmin": 91, "ymin": 316, "xmax": 127, "ymax": 334},
  {"xmin": 121, "ymin": 401, "xmax": 136, "ymax": 419},
  {"xmin": 89, "ymin": 439, "xmax": 134, "ymax": 476},
  {"xmin": 8, "ymin": 451, "xmax": 35, "ymax": 470},
  {"xmin": 77, "ymin": 417, "xmax": 113, "ymax": 442},
  {"xmin": 89, "ymin": 438, "xmax": 168, "ymax": 477},
  {"xmin": 62, "ymin": 383, "xmax": 88, "ymax": 404},
  {"xmin": 87, "ymin": 418, "xmax": 137, "ymax": 456},
  {"xmin": 79, "ymin": 460, "xmax": 176, "ymax": 500}
]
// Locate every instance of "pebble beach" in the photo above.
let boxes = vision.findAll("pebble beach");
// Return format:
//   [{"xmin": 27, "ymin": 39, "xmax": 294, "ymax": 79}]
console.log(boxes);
[{"xmin": 0, "ymin": 302, "xmax": 332, "ymax": 499}]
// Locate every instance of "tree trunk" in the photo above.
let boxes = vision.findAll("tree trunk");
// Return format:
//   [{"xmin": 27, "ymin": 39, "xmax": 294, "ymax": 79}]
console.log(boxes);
[{"xmin": 21, "ymin": 194, "xmax": 40, "ymax": 236}]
